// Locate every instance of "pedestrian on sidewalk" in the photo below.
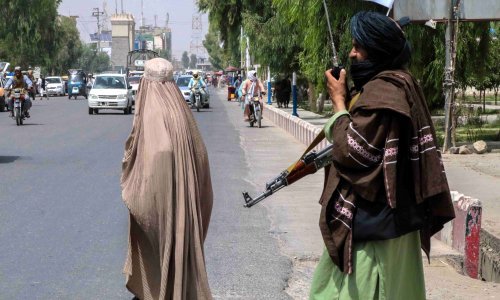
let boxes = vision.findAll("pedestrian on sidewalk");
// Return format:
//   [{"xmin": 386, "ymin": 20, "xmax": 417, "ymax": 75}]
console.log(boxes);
[
  {"xmin": 120, "ymin": 58, "xmax": 213, "ymax": 300},
  {"xmin": 309, "ymin": 11, "xmax": 455, "ymax": 300},
  {"xmin": 281, "ymin": 76, "xmax": 291, "ymax": 108}
]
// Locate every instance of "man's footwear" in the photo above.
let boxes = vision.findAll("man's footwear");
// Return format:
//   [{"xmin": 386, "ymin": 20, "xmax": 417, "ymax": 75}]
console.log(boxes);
[{"xmin": 25, "ymin": 111, "xmax": 30, "ymax": 118}]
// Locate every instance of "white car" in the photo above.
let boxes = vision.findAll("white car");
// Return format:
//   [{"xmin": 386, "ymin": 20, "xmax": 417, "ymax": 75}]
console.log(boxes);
[
  {"xmin": 128, "ymin": 75, "xmax": 141, "ymax": 105},
  {"xmin": 87, "ymin": 74, "xmax": 133, "ymax": 115},
  {"xmin": 45, "ymin": 76, "xmax": 65, "ymax": 96},
  {"xmin": 129, "ymin": 71, "xmax": 144, "ymax": 77}
]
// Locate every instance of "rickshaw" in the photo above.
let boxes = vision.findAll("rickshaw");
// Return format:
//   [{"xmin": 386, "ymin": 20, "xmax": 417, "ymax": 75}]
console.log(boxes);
[
  {"xmin": 225, "ymin": 66, "xmax": 240, "ymax": 101},
  {"xmin": 67, "ymin": 69, "xmax": 88, "ymax": 99}
]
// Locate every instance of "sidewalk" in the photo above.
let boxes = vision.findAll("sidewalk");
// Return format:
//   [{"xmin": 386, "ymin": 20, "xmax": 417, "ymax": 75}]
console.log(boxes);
[
  {"xmin": 271, "ymin": 105, "xmax": 500, "ymax": 240},
  {"xmin": 218, "ymin": 92, "xmax": 500, "ymax": 299}
]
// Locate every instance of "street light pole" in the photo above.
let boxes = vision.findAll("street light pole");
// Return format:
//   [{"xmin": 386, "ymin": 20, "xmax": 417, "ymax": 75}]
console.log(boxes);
[{"xmin": 92, "ymin": 8, "xmax": 105, "ymax": 53}]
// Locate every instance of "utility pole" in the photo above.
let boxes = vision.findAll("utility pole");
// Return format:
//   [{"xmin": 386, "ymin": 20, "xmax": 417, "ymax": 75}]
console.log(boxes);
[
  {"xmin": 443, "ymin": 0, "xmax": 461, "ymax": 152},
  {"xmin": 240, "ymin": 26, "xmax": 243, "ymax": 72},
  {"xmin": 141, "ymin": 0, "xmax": 145, "ymax": 27},
  {"xmin": 92, "ymin": 7, "xmax": 105, "ymax": 53}
]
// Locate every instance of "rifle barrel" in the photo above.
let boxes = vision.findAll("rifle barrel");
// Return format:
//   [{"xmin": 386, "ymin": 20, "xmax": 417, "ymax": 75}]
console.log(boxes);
[{"xmin": 243, "ymin": 144, "xmax": 334, "ymax": 208}]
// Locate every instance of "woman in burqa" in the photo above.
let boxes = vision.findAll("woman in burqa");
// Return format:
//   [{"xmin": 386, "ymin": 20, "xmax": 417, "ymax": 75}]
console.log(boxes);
[{"xmin": 121, "ymin": 58, "xmax": 213, "ymax": 300}]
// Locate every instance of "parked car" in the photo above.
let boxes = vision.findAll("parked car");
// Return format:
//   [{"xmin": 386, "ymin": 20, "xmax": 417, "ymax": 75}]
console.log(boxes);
[
  {"xmin": 128, "ymin": 75, "xmax": 141, "ymax": 105},
  {"xmin": 45, "ymin": 76, "xmax": 65, "ymax": 96},
  {"xmin": 175, "ymin": 75, "xmax": 210, "ymax": 108},
  {"xmin": 87, "ymin": 73, "xmax": 133, "ymax": 115}
]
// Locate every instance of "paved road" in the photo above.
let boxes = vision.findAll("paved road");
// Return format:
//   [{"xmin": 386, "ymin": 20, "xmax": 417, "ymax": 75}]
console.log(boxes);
[{"xmin": 0, "ymin": 92, "xmax": 290, "ymax": 299}]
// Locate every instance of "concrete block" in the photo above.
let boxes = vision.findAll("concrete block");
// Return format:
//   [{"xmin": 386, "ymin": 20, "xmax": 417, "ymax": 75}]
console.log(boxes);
[{"xmin": 448, "ymin": 191, "xmax": 482, "ymax": 279}]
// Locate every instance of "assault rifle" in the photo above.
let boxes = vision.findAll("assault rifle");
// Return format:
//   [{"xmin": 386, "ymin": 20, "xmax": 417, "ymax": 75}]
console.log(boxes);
[{"xmin": 243, "ymin": 144, "xmax": 333, "ymax": 208}]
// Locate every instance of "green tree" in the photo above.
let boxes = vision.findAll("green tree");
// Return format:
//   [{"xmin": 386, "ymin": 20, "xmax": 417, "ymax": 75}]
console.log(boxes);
[
  {"xmin": 0, "ymin": 0, "xmax": 62, "ymax": 70},
  {"xmin": 198, "ymin": 0, "xmax": 244, "ymax": 66},
  {"xmin": 50, "ymin": 15, "xmax": 84, "ymax": 75},
  {"xmin": 181, "ymin": 51, "xmax": 189, "ymax": 69},
  {"xmin": 200, "ymin": 1, "xmax": 498, "ymax": 111},
  {"xmin": 189, "ymin": 53, "xmax": 197, "ymax": 69},
  {"xmin": 488, "ymin": 37, "xmax": 500, "ymax": 105},
  {"xmin": 203, "ymin": 22, "xmax": 228, "ymax": 70},
  {"xmin": 77, "ymin": 44, "xmax": 110, "ymax": 74},
  {"xmin": 158, "ymin": 49, "xmax": 171, "ymax": 61}
]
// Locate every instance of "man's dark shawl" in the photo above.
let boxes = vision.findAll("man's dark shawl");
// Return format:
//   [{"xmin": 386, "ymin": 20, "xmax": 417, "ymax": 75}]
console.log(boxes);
[{"xmin": 319, "ymin": 70, "xmax": 455, "ymax": 273}]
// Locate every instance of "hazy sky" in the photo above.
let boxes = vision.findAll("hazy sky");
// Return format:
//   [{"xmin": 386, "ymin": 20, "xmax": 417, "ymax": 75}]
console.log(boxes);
[{"xmin": 58, "ymin": 0, "xmax": 209, "ymax": 59}]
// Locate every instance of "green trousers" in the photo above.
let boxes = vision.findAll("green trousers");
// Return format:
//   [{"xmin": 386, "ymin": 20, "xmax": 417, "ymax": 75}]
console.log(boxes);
[{"xmin": 309, "ymin": 231, "xmax": 426, "ymax": 300}]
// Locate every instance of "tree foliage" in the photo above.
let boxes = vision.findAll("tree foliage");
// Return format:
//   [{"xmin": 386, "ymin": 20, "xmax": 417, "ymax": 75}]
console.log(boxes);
[
  {"xmin": 199, "ymin": 1, "xmax": 499, "ymax": 110},
  {"xmin": 0, "ymin": 0, "xmax": 62, "ymax": 69},
  {"xmin": 181, "ymin": 51, "xmax": 189, "ymax": 69},
  {"xmin": 0, "ymin": 1, "xmax": 103, "ymax": 76},
  {"xmin": 50, "ymin": 16, "xmax": 84, "ymax": 75},
  {"xmin": 202, "ymin": 22, "xmax": 230, "ymax": 70},
  {"xmin": 77, "ymin": 44, "xmax": 111, "ymax": 74},
  {"xmin": 189, "ymin": 53, "xmax": 198, "ymax": 69}
]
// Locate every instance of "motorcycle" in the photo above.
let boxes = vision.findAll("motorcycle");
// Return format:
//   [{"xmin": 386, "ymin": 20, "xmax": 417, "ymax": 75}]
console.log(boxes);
[
  {"xmin": 191, "ymin": 86, "xmax": 203, "ymax": 112},
  {"xmin": 249, "ymin": 94, "xmax": 263, "ymax": 128},
  {"xmin": 10, "ymin": 88, "xmax": 26, "ymax": 126}
]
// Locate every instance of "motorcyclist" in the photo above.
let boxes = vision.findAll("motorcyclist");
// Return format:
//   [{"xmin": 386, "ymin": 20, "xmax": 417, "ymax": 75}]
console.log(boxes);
[
  {"xmin": 4, "ymin": 66, "xmax": 33, "ymax": 117},
  {"xmin": 188, "ymin": 70, "xmax": 206, "ymax": 108},
  {"xmin": 241, "ymin": 70, "xmax": 266, "ymax": 121}
]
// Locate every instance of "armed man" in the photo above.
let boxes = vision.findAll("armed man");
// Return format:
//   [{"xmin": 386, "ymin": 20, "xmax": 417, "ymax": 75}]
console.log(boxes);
[{"xmin": 307, "ymin": 11, "xmax": 456, "ymax": 299}]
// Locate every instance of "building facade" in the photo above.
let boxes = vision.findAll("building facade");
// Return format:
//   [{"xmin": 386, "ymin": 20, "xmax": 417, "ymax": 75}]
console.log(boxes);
[{"xmin": 110, "ymin": 14, "xmax": 135, "ymax": 72}]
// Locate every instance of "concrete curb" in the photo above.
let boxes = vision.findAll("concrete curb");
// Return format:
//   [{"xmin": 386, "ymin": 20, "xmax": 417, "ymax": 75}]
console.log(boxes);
[{"xmin": 264, "ymin": 103, "xmax": 483, "ymax": 279}]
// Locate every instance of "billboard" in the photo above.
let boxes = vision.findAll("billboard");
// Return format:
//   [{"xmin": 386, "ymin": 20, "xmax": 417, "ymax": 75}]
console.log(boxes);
[{"xmin": 393, "ymin": 0, "xmax": 500, "ymax": 22}]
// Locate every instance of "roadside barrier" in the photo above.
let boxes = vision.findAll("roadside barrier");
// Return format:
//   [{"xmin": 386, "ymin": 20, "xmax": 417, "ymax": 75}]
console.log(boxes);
[
  {"xmin": 435, "ymin": 192, "xmax": 482, "ymax": 279},
  {"xmin": 264, "ymin": 104, "xmax": 329, "ymax": 150}
]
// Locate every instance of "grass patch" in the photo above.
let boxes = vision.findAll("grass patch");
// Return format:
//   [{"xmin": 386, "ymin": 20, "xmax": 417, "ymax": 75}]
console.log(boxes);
[{"xmin": 461, "ymin": 94, "xmax": 499, "ymax": 104}]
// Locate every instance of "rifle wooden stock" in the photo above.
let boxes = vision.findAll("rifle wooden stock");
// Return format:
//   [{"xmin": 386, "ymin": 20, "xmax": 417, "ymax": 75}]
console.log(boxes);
[{"xmin": 286, "ymin": 162, "xmax": 320, "ymax": 185}]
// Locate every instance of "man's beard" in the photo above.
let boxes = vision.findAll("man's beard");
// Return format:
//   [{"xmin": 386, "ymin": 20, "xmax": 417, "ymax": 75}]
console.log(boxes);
[{"xmin": 349, "ymin": 59, "xmax": 384, "ymax": 91}]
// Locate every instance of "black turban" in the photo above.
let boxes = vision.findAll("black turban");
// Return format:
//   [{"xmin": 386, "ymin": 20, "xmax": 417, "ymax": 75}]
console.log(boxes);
[
  {"xmin": 350, "ymin": 11, "xmax": 411, "ymax": 68},
  {"xmin": 348, "ymin": 11, "xmax": 411, "ymax": 90}
]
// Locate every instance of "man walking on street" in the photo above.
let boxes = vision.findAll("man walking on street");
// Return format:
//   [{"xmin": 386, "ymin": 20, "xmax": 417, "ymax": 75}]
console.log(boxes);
[
  {"xmin": 38, "ymin": 75, "xmax": 49, "ymax": 100},
  {"xmin": 309, "ymin": 11, "xmax": 455, "ymax": 299}
]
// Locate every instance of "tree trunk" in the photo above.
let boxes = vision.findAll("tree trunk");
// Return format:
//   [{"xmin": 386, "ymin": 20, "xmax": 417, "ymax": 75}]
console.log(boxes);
[
  {"xmin": 317, "ymin": 92, "xmax": 326, "ymax": 114},
  {"xmin": 308, "ymin": 81, "xmax": 316, "ymax": 112},
  {"xmin": 483, "ymin": 90, "xmax": 486, "ymax": 112}
]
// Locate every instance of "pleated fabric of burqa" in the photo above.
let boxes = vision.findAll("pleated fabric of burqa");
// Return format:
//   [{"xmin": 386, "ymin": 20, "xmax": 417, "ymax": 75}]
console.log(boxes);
[{"xmin": 120, "ymin": 58, "xmax": 213, "ymax": 300}]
